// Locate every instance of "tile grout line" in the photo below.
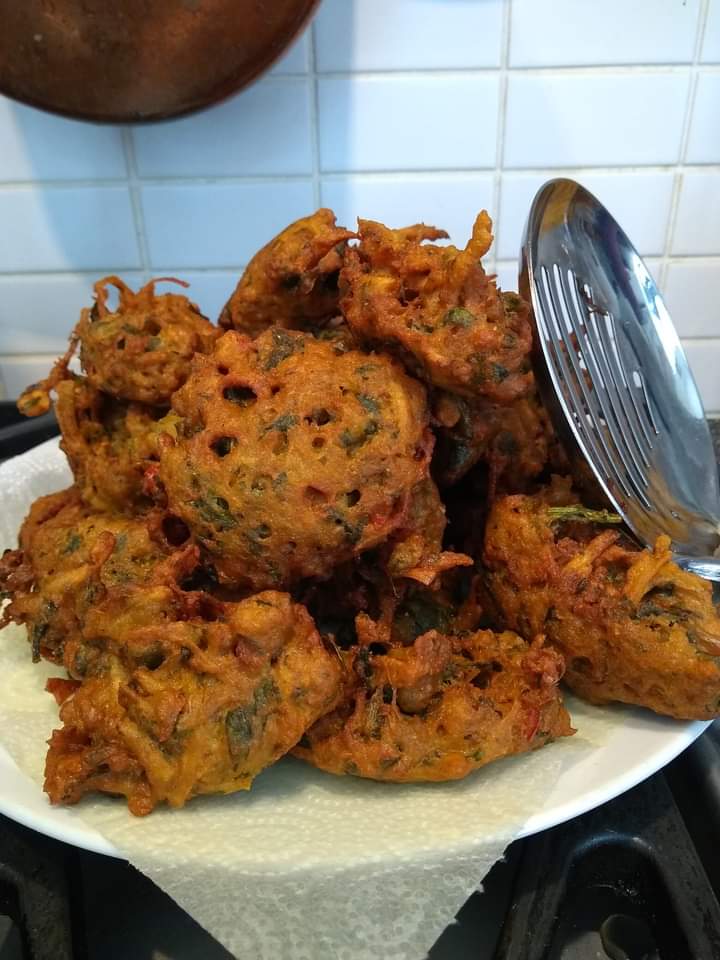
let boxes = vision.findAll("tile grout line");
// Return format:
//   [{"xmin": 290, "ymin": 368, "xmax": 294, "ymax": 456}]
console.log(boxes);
[
  {"xmin": 4, "ymin": 162, "xmax": 720, "ymax": 191},
  {"xmin": 659, "ymin": 0, "xmax": 710, "ymax": 289},
  {"xmin": 121, "ymin": 127, "xmax": 151, "ymax": 280},
  {"xmin": 311, "ymin": 64, "xmax": 720, "ymax": 79},
  {"xmin": 491, "ymin": 0, "xmax": 512, "ymax": 272},
  {"xmin": 308, "ymin": 22, "xmax": 322, "ymax": 209}
]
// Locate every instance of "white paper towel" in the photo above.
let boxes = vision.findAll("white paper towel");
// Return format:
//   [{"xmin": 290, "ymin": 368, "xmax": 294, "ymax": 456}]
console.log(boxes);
[{"xmin": 0, "ymin": 439, "xmax": 593, "ymax": 960}]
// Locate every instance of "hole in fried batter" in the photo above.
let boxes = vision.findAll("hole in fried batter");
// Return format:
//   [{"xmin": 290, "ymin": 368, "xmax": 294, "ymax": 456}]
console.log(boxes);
[
  {"xmin": 195, "ymin": 596, "xmax": 220, "ymax": 622},
  {"xmin": 141, "ymin": 650, "xmax": 165, "ymax": 671},
  {"xmin": 344, "ymin": 489, "xmax": 361, "ymax": 507},
  {"xmin": 217, "ymin": 364, "xmax": 229, "ymax": 375},
  {"xmin": 571, "ymin": 656, "xmax": 593, "ymax": 676},
  {"xmin": 223, "ymin": 385, "xmax": 257, "ymax": 407},
  {"xmin": 369, "ymin": 642, "xmax": 389, "ymax": 656},
  {"xmin": 312, "ymin": 437, "xmax": 326, "ymax": 449},
  {"xmin": 117, "ymin": 338, "xmax": 126, "ymax": 350},
  {"xmin": 211, "ymin": 436, "xmax": 236, "ymax": 458},
  {"xmin": 471, "ymin": 666, "xmax": 493, "ymax": 689},
  {"xmin": 306, "ymin": 407, "xmax": 332, "ymax": 426},
  {"xmin": 162, "ymin": 514, "xmax": 190, "ymax": 546},
  {"xmin": 305, "ymin": 486, "xmax": 328, "ymax": 504}
]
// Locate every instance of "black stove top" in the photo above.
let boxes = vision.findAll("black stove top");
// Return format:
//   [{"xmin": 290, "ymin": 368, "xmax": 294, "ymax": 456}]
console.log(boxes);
[{"xmin": 2, "ymin": 409, "xmax": 720, "ymax": 960}]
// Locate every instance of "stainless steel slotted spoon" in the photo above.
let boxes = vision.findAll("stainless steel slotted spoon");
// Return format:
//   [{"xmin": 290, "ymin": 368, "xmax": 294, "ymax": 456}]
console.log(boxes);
[{"xmin": 520, "ymin": 177, "xmax": 720, "ymax": 581}]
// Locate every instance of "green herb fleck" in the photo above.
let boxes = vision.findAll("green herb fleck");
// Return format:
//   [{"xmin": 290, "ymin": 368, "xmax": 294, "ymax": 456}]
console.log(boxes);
[
  {"xmin": 113, "ymin": 533, "xmax": 128, "ymax": 554},
  {"xmin": 226, "ymin": 676, "xmax": 279, "ymax": 761},
  {"xmin": 262, "ymin": 413, "xmax": 298, "ymax": 436},
  {"xmin": 63, "ymin": 532, "xmax": 83, "ymax": 555},
  {"xmin": 264, "ymin": 329, "xmax": 303, "ymax": 370},
  {"xmin": 145, "ymin": 336, "xmax": 162, "ymax": 352},
  {"xmin": 546, "ymin": 506, "xmax": 622, "ymax": 526},
  {"xmin": 443, "ymin": 307, "xmax": 475, "ymax": 328},
  {"xmin": 339, "ymin": 420, "xmax": 379, "ymax": 454},
  {"xmin": 356, "ymin": 393, "xmax": 380, "ymax": 414},
  {"xmin": 272, "ymin": 472, "xmax": 288, "ymax": 491},
  {"xmin": 245, "ymin": 523, "xmax": 272, "ymax": 557},
  {"xmin": 326, "ymin": 508, "xmax": 367, "ymax": 546},
  {"xmin": 633, "ymin": 601, "xmax": 666, "ymax": 620},
  {"xmin": 30, "ymin": 600, "xmax": 57, "ymax": 662},
  {"xmin": 192, "ymin": 493, "xmax": 237, "ymax": 530}
]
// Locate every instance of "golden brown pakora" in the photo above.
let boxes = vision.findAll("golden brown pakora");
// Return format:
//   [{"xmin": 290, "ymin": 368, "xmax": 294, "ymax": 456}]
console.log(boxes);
[
  {"xmin": 44, "ymin": 592, "xmax": 343, "ymax": 814},
  {"xmin": 384, "ymin": 477, "xmax": 472, "ymax": 585},
  {"xmin": 76, "ymin": 276, "xmax": 219, "ymax": 406},
  {"xmin": 220, "ymin": 209, "xmax": 355, "ymax": 337},
  {"xmin": 293, "ymin": 628, "xmax": 572, "ymax": 781},
  {"xmin": 0, "ymin": 487, "xmax": 197, "ymax": 667},
  {"xmin": 482, "ymin": 479, "xmax": 720, "ymax": 720},
  {"xmin": 432, "ymin": 376, "xmax": 552, "ymax": 490},
  {"xmin": 159, "ymin": 328, "xmax": 433, "ymax": 589},
  {"xmin": 340, "ymin": 214, "xmax": 533, "ymax": 402},
  {"xmin": 53, "ymin": 376, "xmax": 175, "ymax": 513}
]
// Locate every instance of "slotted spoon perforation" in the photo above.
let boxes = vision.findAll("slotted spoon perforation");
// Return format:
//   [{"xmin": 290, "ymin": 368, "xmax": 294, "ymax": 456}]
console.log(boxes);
[{"xmin": 521, "ymin": 178, "xmax": 720, "ymax": 580}]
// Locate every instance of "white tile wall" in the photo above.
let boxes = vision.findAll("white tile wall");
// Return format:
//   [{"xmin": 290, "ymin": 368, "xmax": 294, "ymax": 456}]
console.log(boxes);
[
  {"xmin": 0, "ymin": 100, "xmax": 127, "ymax": 182},
  {"xmin": 140, "ymin": 181, "xmax": 314, "ymax": 268},
  {"xmin": 702, "ymin": 0, "xmax": 720, "ymax": 62},
  {"xmin": 0, "ymin": 186, "xmax": 140, "ymax": 272},
  {"xmin": 132, "ymin": 79, "xmax": 314, "ymax": 177},
  {"xmin": 504, "ymin": 72, "xmax": 691, "ymax": 168},
  {"xmin": 314, "ymin": 0, "xmax": 503, "ymax": 71},
  {"xmin": 510, "ymin": 0, "xmax": 701, "ymax": 67},
  {"xmin": 317, "ymin": 74, "xmax": 500, "ymax": 171},
  {"xmin": 665, "ymin": 260, "xmax": 720, "ymax": 338},
  {"xmin": 0, "ymin": 0, "xmax": 719, "ymax": 410},
  {"xmin": 497, "ymin": 171, "xmax": 674, "ymax": 260},
  {"xmin": 672, "ymin": 171, "xmax": 720, "ymax": 256},
  {"xmin": 685, "ymin": 70, "xmax": 720, "ymax": 163}
]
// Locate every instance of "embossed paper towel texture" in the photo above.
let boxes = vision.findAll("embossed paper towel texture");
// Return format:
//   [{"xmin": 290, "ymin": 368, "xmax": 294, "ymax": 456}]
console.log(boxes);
[{"xmin": 0, "ymin": 440, "xmax": 583, "ymax": 960}]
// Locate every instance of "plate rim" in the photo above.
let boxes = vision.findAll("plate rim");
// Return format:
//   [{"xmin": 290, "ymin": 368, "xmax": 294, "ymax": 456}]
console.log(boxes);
[{"xmin": 0, "ymin": 718, "xmax": 710, "ymax": 861}]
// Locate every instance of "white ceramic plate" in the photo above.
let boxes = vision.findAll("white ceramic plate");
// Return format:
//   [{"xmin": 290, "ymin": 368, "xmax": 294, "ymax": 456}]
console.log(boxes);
[{"xmin": 0, "ymin": 440, "xmax": 711, "ymax": 861}]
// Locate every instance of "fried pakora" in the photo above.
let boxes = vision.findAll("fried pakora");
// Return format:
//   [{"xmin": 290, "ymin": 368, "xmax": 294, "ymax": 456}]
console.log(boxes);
[
  {"xmin": 384, "ymin": 477, "xmax": 472, "ymax": 585},
  {"xmin": 293, "ymin": 628, "xmax": 572, "ymax": 781},
  {"xmin": 0, "ymin": 487, "xmax": 196, "ymax": 667},
  {"xmin": 54, "ymin": 376, "xmax": 176, "ymax": 513},
  {"xmin": 76, "ymin": 276, "xmax": 219, "ymax": 406},
  {"xmin": 340, "ymin": 214, "xmax": 533, "ymax": 402},
  {"xmin": 482, "ymin": 479, "xmax": 720, "ymax": 720},
  {"xmin": 220, "ymin": 209, "xmax": 355, "ymax": 337},
  {"xmin": 432, "ymin": 376, "xmax": 552, "ymax": 489},
  {"xmin": 44, "ymin": 592, "xmax": 343, "ymax": 814},
  {"xmin": 159, "ymin": 328, "xmax": 433, "ymax": 589},
  {"xmin": 16, "ymin": 204, "xmax": 699, "ymax": 818}
]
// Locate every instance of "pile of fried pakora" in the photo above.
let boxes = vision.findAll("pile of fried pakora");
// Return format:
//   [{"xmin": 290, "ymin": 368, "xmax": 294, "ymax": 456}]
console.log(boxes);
[{"xmin": 2, "ymin": 208, "xmax": 719, "ymax": 816}]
